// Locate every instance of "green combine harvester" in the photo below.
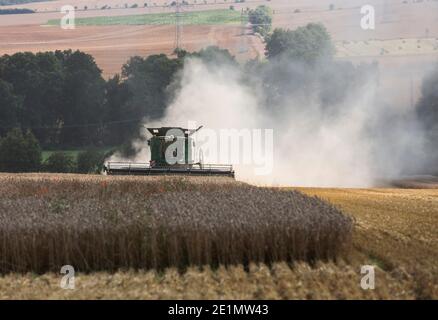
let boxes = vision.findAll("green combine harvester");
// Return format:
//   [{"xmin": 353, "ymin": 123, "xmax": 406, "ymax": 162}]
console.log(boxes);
[{"xmin": 104, "ymin": 126, "xmax": 235, "ymax": 178}]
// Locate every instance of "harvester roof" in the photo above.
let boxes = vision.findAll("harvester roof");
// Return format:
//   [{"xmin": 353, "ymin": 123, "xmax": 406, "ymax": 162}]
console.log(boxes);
[{"xmin": 147, "ymin": 126, "xmax": 203, "ymax": 137}]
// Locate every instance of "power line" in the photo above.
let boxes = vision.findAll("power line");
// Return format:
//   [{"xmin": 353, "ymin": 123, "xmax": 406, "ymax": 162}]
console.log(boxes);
[
  {"xmin": 0, "ymin": 118, "xmax": 146, "ymax": 130},
  {"xmin": 239, "ymin": 8, "xmax": 249, "ymax": 54},
  {"xmin": 174, "ymin": 0, "xmax": 184, "ymax": 51}
]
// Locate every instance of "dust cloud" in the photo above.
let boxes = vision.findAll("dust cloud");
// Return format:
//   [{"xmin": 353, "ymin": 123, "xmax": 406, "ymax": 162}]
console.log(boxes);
[{"xmin": 136, "ymin": 54, "xmax": 429, "ymax": 187}]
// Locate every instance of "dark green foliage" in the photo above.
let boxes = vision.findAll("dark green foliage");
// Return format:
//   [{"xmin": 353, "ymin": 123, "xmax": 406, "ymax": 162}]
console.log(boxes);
[
  {"xmin": 0, "ymin": 52, "xmax": 64, "ymax": 141},
  {"xmin": 248, "ymin": 5, "xmax": 273, "ymax": 37},
  {"xmin": 102, "ymin": 75, "xmax": 133, "ymax": 145},
  {"xmin": 0, "ymin": 50, "xmax": 106, "ymax": 148},
  {"xmin": 121, "ymin": 54, "xmax": 182, "ymax": 121},
  {"xmin": 0, "ymin": 0, "xmax": 48, "ymax": 5},
  {"xmin": 57, "ymin": 50, "xmax": 106, "ymax": 147},
  {"xmin": 0, "ymin": 27, "xmax": 370, "ymax": 165},
  {"xmin": 76, "ymin": 149, "xmax": 106, "ymax": 174},
  {"xmin": 0, "ymin": 128, "xmax": 41, "ymax": 172},
  {"xmin": 187, "ymin": 45, "xmax": 237, "ymax": 66},
  {"xmin": 0, "ymin": 47, "xmax": 234, "ymax": 157},
  {"xmin": 266, "ymin": 23, "xmax": 334, "ymax": 63},
  {"xmin": 0, "ymin": 79, "xmax": 21, "ymax": 136},
  {"xmin": 0, "ymin": 22, "xmax": 374, "ymax": 173},
  {"xmin": 0, "ymin": 8, "xmax": 34, "ymax": 14},
  {"xmin": 43, "ymin": 152, "xmax": 75, "ymax": 173}
]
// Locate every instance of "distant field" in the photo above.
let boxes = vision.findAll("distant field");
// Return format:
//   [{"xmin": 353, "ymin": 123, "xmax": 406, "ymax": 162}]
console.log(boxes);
[
  {"xmin": 0, "ymin": 24, "xmax": 262, "ymax": 78},
  {"xmin": 0, "ymin": 0, "xmax": 50, "ymax": 5},
  {"xmin": 47, "ymin": 9, "xmax": 244, "ymax": 26},
  {"xmin": 336, "ymin": 38, "xmax": 438, "ymax": 58}
]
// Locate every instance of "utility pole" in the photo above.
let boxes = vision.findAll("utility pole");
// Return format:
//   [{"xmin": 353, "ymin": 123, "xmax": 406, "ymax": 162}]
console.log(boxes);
[
  {"xmin": 410, "ymin": 73, "xmax": 415, "ymax": 109},
  {"xmin": 239, "ymin": 8, "xmax": 248, "ymax": 54},
  {"xmin": 175, "ymin": 0, "xmax": 183, "ymax": 51}
]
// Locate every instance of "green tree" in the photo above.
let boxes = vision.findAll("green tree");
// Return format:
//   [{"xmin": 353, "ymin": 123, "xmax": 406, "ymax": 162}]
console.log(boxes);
[
  {"xmin": 0, "ymin": 50, "xmax": 108, "ymax": 148},
  {"xmin": 0, "ymin": 52, "xmax": 64, "ymax": 145},
  {"xmin": 265, "ymin": 24, "xmax": 334, "ymax": 63},
  {"xmin": 43, "ymin": 152, "xmax": 75, "ymax": 173},
  {"xmin": 0, "ymin": 0, "xmax": 46, "ymax": 5},
  {"xmin": 188, "ymin": 46, "xmax": 237, "ymax": 66},
  {"xmin": 0, "ymin": 79, "xmax": 21, "ymax": 136},
  {"xmin": 0, "ymin": 128, "xmax": 41, "ymax": 172},
  {"xmin": 76, "ymin": 149, "xmax": 105, "ymax": 174},
  {"xmin": 57, "ymin": 50, "xmax": 106, "ymax": 147},
  {"xmin": 102, "ymin": 74, "xmax": 133, "ymax": 145},
  {"xmin": 248, "ymin": 5, "xmax": 273, "ymax": 37},
  {"xmin": 122, "ymin": 54, "xmax": 182, "ymax": 121},
  {"xmin": 246, "ymin": 27, "xmax": 374, "ymax": 113}
]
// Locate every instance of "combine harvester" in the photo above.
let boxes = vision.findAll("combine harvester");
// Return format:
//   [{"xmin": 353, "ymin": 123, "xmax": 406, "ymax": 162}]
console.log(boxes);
[{"xmin": 104, "ymin": 126, "xmax": 235, "ymax": 178}]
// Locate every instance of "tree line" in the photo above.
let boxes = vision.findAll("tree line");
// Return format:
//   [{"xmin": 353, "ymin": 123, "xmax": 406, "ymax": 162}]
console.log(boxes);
[
  {"xmin": 0, "ymin": 20, "xmax": 437, "ymax": 173},
  {"xmin": 0, "ymin": 50, "xmax": 183, "ymax": 148},
  {"xmin": 0, "ymin": 8, "xmax": 34, "ymax": 14},
  {"xmin": 0, "ymin": 128, "xmax": 108, "ymax": 173},
  {"xmin": 0, "ymin": 23, "xmax": 358, "ymax": 147},
  {"xmin": 0, "ymin": 46, "xmax": 242, "ymax": 151},
  {"xmin": 0, "ymin": 0, "xmax": 46, "ymax": 5},
  {"xmin": 0, "ymin": 4, "xmax": 273, "ymax": 152}
]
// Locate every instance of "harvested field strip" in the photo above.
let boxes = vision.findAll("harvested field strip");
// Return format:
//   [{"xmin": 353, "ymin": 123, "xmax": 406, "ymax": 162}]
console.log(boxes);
[
  {"xmin": 46, "ymin": 9, "xmax": 244, "ymax": 26},
  {"xmin": 299, "ymin": 188, "xmax": 438, "ymax": 299},
  {"xmin": 0, "ymin": 262, "xmax": 418, "ymax": 300},
  {"xmin": 0, "ymin": 174, "xmax": 352, "ymax": 273},
  {"xmin": 298, "ymin": 188, "xmax": 438, "ymax": 268}
]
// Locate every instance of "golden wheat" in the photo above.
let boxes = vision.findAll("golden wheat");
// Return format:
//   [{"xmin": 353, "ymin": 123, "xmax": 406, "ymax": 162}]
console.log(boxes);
[
  {"xmin": 1, "ymin": 175, "xmax": 436, "ymax": 299},
  {"xmin": 0, "ymin": 174, "xmax": 352, "ymax": 273}
]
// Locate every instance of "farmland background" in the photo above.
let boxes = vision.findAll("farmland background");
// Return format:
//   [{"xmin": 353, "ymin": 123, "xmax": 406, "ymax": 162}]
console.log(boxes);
[{"xmin": 0, "ymin": 0, "xmax": 437, "ymax": 107}]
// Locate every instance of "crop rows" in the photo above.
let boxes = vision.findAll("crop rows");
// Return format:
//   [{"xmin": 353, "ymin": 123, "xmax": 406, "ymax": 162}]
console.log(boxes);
[{"xmin": 0, "ymin": 174, "xmax": 353, "ymax": 273}]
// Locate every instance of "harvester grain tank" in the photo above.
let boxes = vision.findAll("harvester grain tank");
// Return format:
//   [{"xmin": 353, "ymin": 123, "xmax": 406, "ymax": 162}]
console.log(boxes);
[{"xmin": 104, "ymin": 126, "xmax": 235, "ymax": 178}]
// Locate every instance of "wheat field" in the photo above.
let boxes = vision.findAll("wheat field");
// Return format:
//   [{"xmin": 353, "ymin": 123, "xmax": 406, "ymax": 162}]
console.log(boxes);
[
  {"xmin": 0, "ymin": 174, "xmax": 352, "ymax": 273},
  {"xmin": 0, "ymin": 174, "xmax": 437, "ymax": 299}
]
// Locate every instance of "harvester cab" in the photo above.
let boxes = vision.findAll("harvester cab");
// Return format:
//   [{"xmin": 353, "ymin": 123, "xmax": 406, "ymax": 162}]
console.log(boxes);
[
  {"xmin": 104, "ymin": 126, "xmax": 235, "ymax": 178},
  {"xmin": 147, "ymin": 126, "xmax": 202, "ymax": 168}
]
